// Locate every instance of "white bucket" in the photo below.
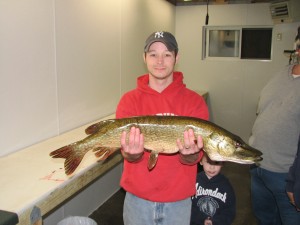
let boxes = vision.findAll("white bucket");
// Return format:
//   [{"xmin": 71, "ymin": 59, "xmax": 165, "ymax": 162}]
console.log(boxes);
[{"xmin": 57, "ymin": 216, "xmax": 97, "ymax": 225}]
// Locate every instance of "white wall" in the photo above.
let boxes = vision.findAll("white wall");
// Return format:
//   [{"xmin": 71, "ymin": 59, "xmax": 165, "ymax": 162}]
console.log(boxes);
[
  {"xmin": 0, "ymin": 0, "xmax": 175, "ymax": 157},
  {"xmin": 0, "ymin": 0, "xmax": 58, "ymax": 156},
  {"xmin": 175, "ymin": 3, "xmax": 299, "ymax": 140}
]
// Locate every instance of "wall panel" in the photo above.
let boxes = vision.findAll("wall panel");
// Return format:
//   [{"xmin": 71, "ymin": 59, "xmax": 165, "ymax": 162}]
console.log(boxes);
[
  {"xmin": 55, "ymin": 0, "xmax": 121, "ymax": 133},
  {"xmin": 0, "ymin": 0, "xmax": 57, "ymax": 156}
]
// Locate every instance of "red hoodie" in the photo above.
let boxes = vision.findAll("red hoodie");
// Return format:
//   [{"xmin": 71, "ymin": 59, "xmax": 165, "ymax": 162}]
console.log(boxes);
[{"xmin": 116, "ymin": 71, "xmax": 209, "ymax": 202}]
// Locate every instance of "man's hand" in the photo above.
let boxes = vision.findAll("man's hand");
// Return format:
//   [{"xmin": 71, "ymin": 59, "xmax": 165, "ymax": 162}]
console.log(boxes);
[
  {"xmin": 287, "ymin": 191, "xmax": 300, "ymax": 211},
  {"xmin": 177, "ymin": 129, "xmax": 203, "ymax": 164},
  {"xmin": 120, "ymin": 127, "xmax": 144, "ymax": 162}
]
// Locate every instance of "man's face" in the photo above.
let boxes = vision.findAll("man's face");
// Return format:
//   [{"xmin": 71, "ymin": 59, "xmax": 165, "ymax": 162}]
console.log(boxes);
[{"xmin": 144, "ymin": 42, "xmax": 178, "ymax": 80}]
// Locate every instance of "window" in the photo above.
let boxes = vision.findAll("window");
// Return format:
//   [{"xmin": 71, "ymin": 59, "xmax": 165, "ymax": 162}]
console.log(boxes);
[{"xmin": 202, "ymin": 26, "xmax": 273, "ymax": 60}]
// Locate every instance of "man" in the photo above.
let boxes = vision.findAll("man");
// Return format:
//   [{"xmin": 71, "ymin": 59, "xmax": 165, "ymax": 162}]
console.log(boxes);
[
  {"xmin": 249, "ymin": 29, "xmax": 300, "ymax": 225},
  {"xmin": 116, "ymin": 31, "xmax": 209, "ymax": 225}
]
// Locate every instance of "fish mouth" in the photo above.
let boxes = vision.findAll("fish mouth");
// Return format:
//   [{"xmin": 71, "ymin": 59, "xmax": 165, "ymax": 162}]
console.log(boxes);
[
  {"xmin": 209, "ymin": 155, "xmax": 262, "ymax": 164},
  {"xmin": 223, "ymin": 156, "xmax": 263, "ymax": 164},
  {"xmin": 207, "ymin": 146, "xmax": 263, "ymax": 164},
  {"xmin": 226, "ymin": 146, "xmax": 263, "ymax": 164}
]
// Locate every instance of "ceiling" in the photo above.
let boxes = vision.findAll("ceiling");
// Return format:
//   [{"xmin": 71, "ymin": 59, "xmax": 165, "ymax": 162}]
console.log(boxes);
[{"xmin": 165, "ymin": 0, "xmax": 273, "ymax": 6}]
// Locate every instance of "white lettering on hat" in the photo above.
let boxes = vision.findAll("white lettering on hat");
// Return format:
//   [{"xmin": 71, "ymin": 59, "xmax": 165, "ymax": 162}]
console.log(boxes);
[{"xmin": 154, "ymin": 31, "xmax": 164, "ymax": 38}]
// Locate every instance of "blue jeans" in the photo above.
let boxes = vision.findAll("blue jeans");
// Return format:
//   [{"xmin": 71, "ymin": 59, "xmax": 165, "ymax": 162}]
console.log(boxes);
[
  {"xmin": 250, "ymin": 167, "xmax": 300, "ymax": 225},
  {"xmin": 123, "ymin": 192, "xmax": 192, "ymax": 225}
]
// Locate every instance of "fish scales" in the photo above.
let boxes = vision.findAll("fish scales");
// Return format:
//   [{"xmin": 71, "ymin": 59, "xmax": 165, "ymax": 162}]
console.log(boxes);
[{"xmin": 50, "ymin": 116, "xmax": 262, "ymax": 175}]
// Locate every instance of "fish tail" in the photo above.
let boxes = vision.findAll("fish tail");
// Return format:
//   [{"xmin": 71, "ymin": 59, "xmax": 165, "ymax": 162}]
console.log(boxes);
[{"xmin": 50, "ymin": 144, "xmax": 84, "ymax": 175}]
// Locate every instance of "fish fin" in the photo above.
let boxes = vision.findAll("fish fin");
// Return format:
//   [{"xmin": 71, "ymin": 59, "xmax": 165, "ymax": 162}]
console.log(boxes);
[
  {"xmin": 49, "ymin": 144, "xmax": 84, "ymax": 175},
  {"xmin": 94, "ymin": 147, "xmax": 120, "ymax": 160},
  {"xmin": 148, "ymin": 151, "xmax": 159, "ymax": 170},
  {"xmin": 85, "ymin": 123, "xmax": 101, "ymax": 135},
  {"xmin": 85, "ymin": 119, "xmax": 114, "ymax": 135}
]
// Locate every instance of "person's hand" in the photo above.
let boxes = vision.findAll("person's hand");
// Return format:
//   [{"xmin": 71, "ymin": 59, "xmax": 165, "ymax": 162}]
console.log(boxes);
[
  {"xmin": 204, "ymin": 217, "xmax": 212, "ymax": 225},
  {"xmin": 177, "ymin": 129, "xmax": 203, "ymax": 164},
  {"xmin": 287, "ymin": 191, "xmax": 300, "ymax": 211},
  {"xmin": 120, "ymin": 127, "xmax": 144, "ymax": 162}
]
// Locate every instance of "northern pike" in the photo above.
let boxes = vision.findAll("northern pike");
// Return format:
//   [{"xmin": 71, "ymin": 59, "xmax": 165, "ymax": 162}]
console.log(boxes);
[{"xmin": 50, "ymin": 116, "xmax": 262, "ymax": 175}]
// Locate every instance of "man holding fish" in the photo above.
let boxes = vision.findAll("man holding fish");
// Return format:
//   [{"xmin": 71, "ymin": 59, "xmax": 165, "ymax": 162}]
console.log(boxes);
[
  {"xmin": 116, "ymin": 31, "xmax": 209, "ymax": 225},
  {"xmin": 49, "ymin": 31, "xmax": 262, "ymax": 224}
]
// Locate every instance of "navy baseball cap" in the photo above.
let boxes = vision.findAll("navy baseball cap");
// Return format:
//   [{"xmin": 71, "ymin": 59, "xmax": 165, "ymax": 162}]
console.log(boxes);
[{"xmin": 144, "ymin": 31, "xmax": 178, "ymax": 53}]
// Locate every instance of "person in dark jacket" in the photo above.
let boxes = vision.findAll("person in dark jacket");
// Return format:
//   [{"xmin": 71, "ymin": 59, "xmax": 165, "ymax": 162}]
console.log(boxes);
[
  {"xmin": 286, "ymin": 137, "xmax": 300, "ymax": 212},
  {"xmin": 190, "ymin": 153, "xmax": 236, "ymax": 225}
]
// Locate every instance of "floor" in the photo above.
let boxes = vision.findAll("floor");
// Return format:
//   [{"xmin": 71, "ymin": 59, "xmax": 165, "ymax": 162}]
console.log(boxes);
[{"xmin": 89, "ymin": 162, "xmax": 257, "ymax": 225}]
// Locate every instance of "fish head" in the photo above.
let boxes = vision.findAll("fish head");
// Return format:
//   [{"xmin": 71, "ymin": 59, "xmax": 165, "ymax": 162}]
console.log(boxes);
[{"xmin": 203, "ymin": 131, "xmax": 263, "ymax": 164}]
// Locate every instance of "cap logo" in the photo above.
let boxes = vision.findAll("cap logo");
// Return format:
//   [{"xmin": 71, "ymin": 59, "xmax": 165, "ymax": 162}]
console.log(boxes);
[
  {"xmin": 154, "ymin": 31, "xmax": 164, "ymax": 39},
  {"xmin": 144, "ymin": 31, "xmax": 178, "ymax": 53}
]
